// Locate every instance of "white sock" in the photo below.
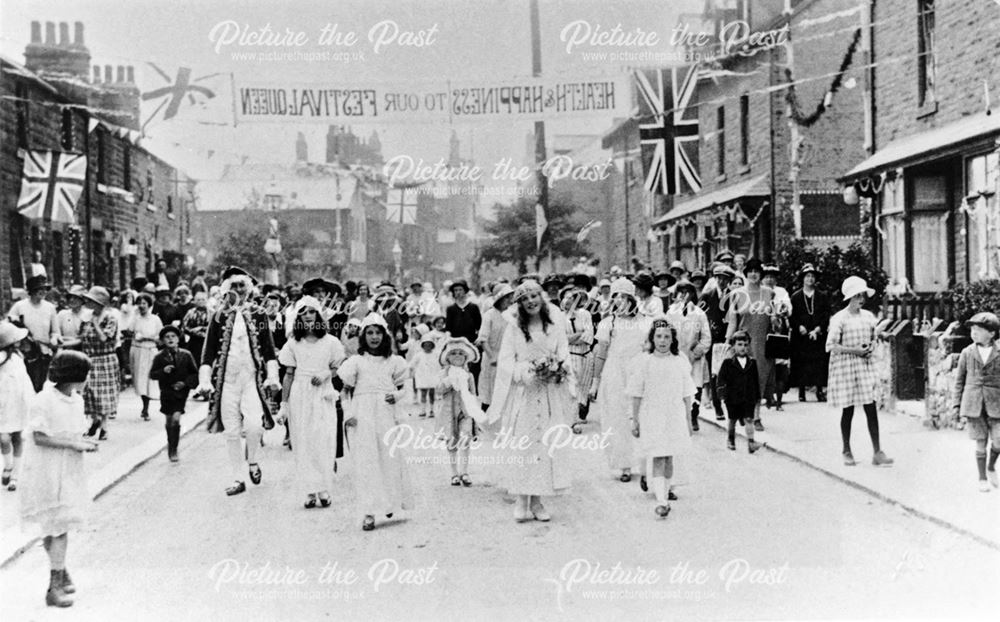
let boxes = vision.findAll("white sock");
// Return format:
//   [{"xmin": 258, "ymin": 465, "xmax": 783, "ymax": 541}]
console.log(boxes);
[
  {"xmin": 651, "ymin": 476, "xmax": 668, "ymax": 504},
  {"xmin": 1, "ymin": 451, "xmax": 11, "ymax": 471},
  {"xmin": 227, "ymin": 438, "xmax": 244, "ymax": 482}
]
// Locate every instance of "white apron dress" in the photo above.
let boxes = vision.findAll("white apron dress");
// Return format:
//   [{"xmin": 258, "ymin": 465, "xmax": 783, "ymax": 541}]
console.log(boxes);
[
  {"xmin": 337, "ymin": 354, "xmax": 414, "ymax": 517},
  {"xmin": 20, "ymin": 387, "xmax": 90, "ymax": 536},
  {"xmin": 477, "ymin": 307, "xmax": 510, "ymax": 405},
  {"xmin": 486, "ymin": 313, "xmax": 575, "ymax": 496},
  {"xmin": 0, "ymin": 352, "xmax": 33, "ymax": 432},
  {"xmin": 130, "ymin": 312, "xmax": 163, "ymax": 398},
  {"xmin": 279, "ymin": 334, "xmax": 346, "ymax": 496},
  {"xmin": 626, "ymin": 353, "xmax": 695, "ymax": 458},
  {"xmin": 593, "ymin": 314, "xmax": 652, "ymax": 470}
]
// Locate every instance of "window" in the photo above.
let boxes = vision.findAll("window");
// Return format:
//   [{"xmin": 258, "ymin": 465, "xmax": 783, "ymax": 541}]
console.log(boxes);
[
  {"xmin": 716, "ymin": 106, "xmax": 726, "ymax": 176},
  {"xmin": 910, "ymin": 175, "xmax": 948, "ymax": 291},
  {"xmin": 965, "ymin": 152, "xmax": 1000, "ymax": 279},
  {"xmin": 123, "ymin": 144, "xmax": 132, "ymax": 191},
  {"xmin": 739, "ymin": 95, "xmax": 749, "ymax": 167},
  {"xmin": 96, "ymin": 131, "xmax": 106, "ymax": 184},
  {"xmin": 61, "ymin": 109, "xmax": 74, "ymax": 151},
  {"xmin": 917, "ymin": 0, "xmax": 936, "ymax": 107},
  {"xmin": 15, "ymin": 83, "xmax": 30, "ymax": 149},
  {"xmin": 167, "ymin": 195, "xmax": 174, "ymax": 219}
]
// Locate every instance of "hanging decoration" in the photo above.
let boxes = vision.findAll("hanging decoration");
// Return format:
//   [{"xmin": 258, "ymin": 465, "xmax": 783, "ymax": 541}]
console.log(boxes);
[{"xmin": 785, "ymin": 28, "xmax": 862, "ymax": 127}]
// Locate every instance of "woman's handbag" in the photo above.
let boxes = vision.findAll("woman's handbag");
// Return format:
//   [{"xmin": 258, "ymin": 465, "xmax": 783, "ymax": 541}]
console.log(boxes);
[{"xmin": 765, "ymin": 332, "xmax": 791, "ymax": 359}]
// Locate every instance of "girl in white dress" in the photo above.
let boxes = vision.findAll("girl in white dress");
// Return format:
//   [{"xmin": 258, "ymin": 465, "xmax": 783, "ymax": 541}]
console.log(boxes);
[
  {"xmin": 20, "ymin": 350, "xmax": 98, "ymax": 608},
  {"xmin": 1, "ymin": 321, "xmax": 34, "ymax": 492},
  {"xmin": 129, "ymin": 293, "xmax": 162, "ymax": 421},
  {"xmin": 627, "ymin": 319, "xmax": 695, "ymax": 518},
  {"xmin": 590, "ymin": 278, "xmax": 652, "ymax": 482},
  {"xmin": 277, "ymin": 296, "xmax": 346, "ymax": 509},
  {"xmin": 409, "ymin": 335, "xmax": 440, "ymax": 418},
  {"xmin": 337, "ymin": 313, "xmax": 413, "ymax": 531},
  {"xmin": 486, "ymin": 280, "xmax": 575, "ymax": 522}
]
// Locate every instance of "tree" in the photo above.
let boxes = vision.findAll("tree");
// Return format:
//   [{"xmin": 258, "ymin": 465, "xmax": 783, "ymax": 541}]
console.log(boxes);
[
  {"xmin": 209, "ymin": 211, "xmax": 311, "ymax": 282},
  {"xmin": 475, "ymin": 196, "xmax": 588, "ymax": 274}
]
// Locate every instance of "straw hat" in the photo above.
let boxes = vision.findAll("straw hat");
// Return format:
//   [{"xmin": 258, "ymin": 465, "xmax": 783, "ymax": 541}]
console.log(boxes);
[
  {"xmin": 841, "ymin": 276, "xmax": 875, "ymax": 300},
  {"xmin": 82, "ymin": 286, "xmax": 111, "ymax": 308},
  {"xmin": 0, "ymin": 321, "xmax": 29, "ymax": 349},
  {"xmin": 609, "ymin": 278, "xmax": 636, "ymax": 298},
  {"xmin": 438, "ymin": 337, "xmax": 480, "ymax": 366}
]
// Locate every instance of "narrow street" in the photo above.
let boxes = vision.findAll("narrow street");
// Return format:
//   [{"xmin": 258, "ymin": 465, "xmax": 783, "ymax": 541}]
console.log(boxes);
[{"xmin": 1, "ymin": 410, "xmax": 995, "ymax": 620}]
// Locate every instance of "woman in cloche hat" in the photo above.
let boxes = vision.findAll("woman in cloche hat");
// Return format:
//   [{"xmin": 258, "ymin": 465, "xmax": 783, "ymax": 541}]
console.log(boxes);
[
  {"xmin": 790, "ymin": 264, "xmax": 831, "ymax": 403},
  {"xmin": 78, "ymin": 287, "xmax": 121, "ymax": 441},
  {"xmin": 826, "ymin": 276, "xmax": 893, "ymax": 467}
]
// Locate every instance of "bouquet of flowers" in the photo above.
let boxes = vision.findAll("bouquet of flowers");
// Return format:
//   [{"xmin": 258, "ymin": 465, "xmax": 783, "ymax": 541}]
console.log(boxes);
[{"xmin": 530, "ymin": 355, "xmax": 568, "ymax": 384}]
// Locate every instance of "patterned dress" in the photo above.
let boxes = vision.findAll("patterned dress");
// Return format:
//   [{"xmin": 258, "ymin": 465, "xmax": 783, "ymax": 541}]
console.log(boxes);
[
  {"xmin": 825, "ymin": 307, "xmax": 878, "ymax": 408},
  {"xmin": 81, "ymin": 312, "xmax": 120, "ymax": 419}
]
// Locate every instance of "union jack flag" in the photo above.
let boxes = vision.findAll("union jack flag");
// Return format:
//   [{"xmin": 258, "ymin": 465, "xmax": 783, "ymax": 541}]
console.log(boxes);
[
  {"xmin": 635, "ymin": 66, "xmax": 701, "ymax": 195},
  {"xmin": 16, "ymin": 150, "xmax": 87, "ymax": 224},
  {"xmin": 386, "ymin": 186, "xmax": 419, "ymax": 225}
]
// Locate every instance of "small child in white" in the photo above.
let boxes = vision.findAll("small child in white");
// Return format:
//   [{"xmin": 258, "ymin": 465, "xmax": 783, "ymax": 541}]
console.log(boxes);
[
  {"xmin": 953, "ymin": 312, "xmax": 1000, "ymax": 492},
  {"xmin": 410, "ymin": 334, "xmax": 440, "ymax": 418},
  {"xmin": 19, "ymin": 350, "xmax": 98, "ymax": 608},
  {"xmin": 436, "ymin": 338, "xmax": 482, "ymax": 487},
  {"xmin": 1, "ymin": 321, "xmax": 34, "ymax": 492},
  {"xmin": 626, "ymin": 318, "xmax": 695, "ymax": 518}
]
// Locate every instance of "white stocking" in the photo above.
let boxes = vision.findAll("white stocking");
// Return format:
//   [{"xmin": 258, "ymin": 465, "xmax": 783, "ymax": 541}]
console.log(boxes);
[
  {"xmin": 227, "ymin": 437, "xmax": 244, "ymax": 482},
  {"xmin": 651, "ymin": 476, "xmax": 668, "ymax": 505}
]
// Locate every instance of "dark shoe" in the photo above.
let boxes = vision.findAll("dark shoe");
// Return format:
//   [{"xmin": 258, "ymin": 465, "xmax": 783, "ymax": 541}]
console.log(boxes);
[
  {"xmin": 765, "ymin": 399, "xmax": 775, "ymax": 410},
  {"xmin": 248, "ymin": 463, "xmax": 261, "ymax": 485},
  {"xmin": 46, "ymin": 570, "xmax": 73, "ymax": 607},
  {"xmin": 362, "ymin": 515, "xmax": 375, "ymax": 531},
  {"xmin": 816, "ymin": 388, "xmax": 827, "ymax": 402},
  {"xmin": 728, "ymin": 438, "xmax": 736, "ymax": 451},
  {"xmin": 753, "ymin": 420, "xmax": 764, "ymax": 432},
  {"xmin": 571, "ymin": 421, "xmax": 584, "ymax": 434},
  {"xmin": 619, "ymin": 472, "xmax": 632, "ymax": 483},
  {"xmin": 716, "ymin": 413, "xmax": 725, "ymax": 421},
  {"xmin": 61, "ymin": 568, "xmax": 75, "ymax": 594},
  {"xmin": 843, "ymin": 451, "xmax": 856, "ymax": 466},
  {"xmin": 98, "ymin": 428, "xmax": 108, "ymax": 441},
  {"xmin": 385, "ymin": 513, "xmax": 393, "ymax": 518},
  {"xmin": 166, "ymin": 425, "xmax": 180, "ymax": 462},
  {"xmin": 141, "ymin": 412, "xmax": 150, "ymax": 421},
  {"xmin": 639, "ymin": 475, "xmax": 648, "ymax": 492},
  {"xmin": 226, "ymin": 481, "xmax": 246, "ymax": 496},
  {"xmin": 460, "ymin": 474, "xmax": 472, "ymax": 487},
  {"xmin": 451, "ymin": 475, "xmax": 461, "ymax": 486},
  {"xmin": 668, "ymin": 490, "xmax": 678, "ymax": 501},
  {"xmin": 6, "ymin": 478, "xmax": 16, "ymax": 491},
  {"xmin": 775, "ymin": 402, "xmax": 784, "ymax": 412},
  {"xmin": 798, "ymin": 388, "xmax": 807, "ymax": 402},
  {"xmin": 748, "ymin": 440, "xmax": 764, "ymax": 454},
  {"xmin": 85, "ymin": 419, "xmax": 100, "ymax": 437},
  {"xmin": 1, "ymin": 468, "xmax": 11, "ymax": 486},
  {"xmin": 691, "ymin": 417, "xmax": 700, "ymax": 432},
  {"xmin": 655, "ymin": 504, "xmax": 671, "ymax": 518},
  {"xmin": 318, "ymin": 494, "xmax": 331, "ymax": 507},
  {"xmin": 304, "ymin": 494, "xmax": 317, "ymax": 509}
]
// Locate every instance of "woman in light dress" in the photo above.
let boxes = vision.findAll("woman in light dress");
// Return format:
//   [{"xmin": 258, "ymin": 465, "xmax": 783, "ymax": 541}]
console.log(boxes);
[
  {"xmin": 487, "ymin": 280, "xmax": 575, "ymax": 523},
  {"xmin": 476, "ymin": 282, "xmax": 515, "ymax": 410},
  {"xmin": 129, "ymin": 293, "xmax": 162, "ymax": 421}
]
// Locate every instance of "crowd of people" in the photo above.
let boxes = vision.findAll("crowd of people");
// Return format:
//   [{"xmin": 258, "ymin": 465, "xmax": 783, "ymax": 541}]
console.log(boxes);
[{"xmin": 5, "ymin": 249, "xmax": 1000, "ymax": 609}]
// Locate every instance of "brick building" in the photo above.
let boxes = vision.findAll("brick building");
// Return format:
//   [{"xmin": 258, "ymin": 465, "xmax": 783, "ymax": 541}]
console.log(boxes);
[
  {"xmin": 638, "ymin": 0, "xmax": 868, "ymax": 270},
  {"xmin": 841, "ymin": 0, "xmax": 1000, "ymax": 294},
  {"xmin": 1, "ymin": 21, "xmax": 192, "ymax": 308}
]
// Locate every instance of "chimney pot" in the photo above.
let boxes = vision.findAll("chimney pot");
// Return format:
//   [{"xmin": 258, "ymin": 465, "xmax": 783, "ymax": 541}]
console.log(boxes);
[
  {"xmin": 74, "ymin": 22, "xmax": 84, "ymax": 45},
  {"xmin": 59, "ymin": 22, "xmax": 69, "ymax": 46},
  {"xmin": 93, "ymin": 65, "xmax": 101, "ymax": 83},
  {"xmin": 105, "ymin": 64, "xmax": 113, "ymax": 82},
  {"xmin": 45, "ymin": 22, "xmax": 56, "ymax": 44},
  {"xmin": 117, "ymin": 65, "xmax": 125, "ymax": 82},
  {"xmin": 126, "ymin": 66, "xmax": 134, "ymax": 83},
  {"xmin": 30, "ymin": 21, "xmax": 41, "ymax": 43}
]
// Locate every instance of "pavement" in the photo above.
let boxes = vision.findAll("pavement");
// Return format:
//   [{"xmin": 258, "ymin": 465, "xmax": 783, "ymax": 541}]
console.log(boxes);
[
  {"xmin": 699, "ymin": 390, "xmax": 1000, "ymax": 549},
  {"xmin": 1, "ymin": 399, "xmax": 997, "ymax": 620},
  {"xmin": 0, "ymin": 388, "xmax": 208, "ymax": 567}
]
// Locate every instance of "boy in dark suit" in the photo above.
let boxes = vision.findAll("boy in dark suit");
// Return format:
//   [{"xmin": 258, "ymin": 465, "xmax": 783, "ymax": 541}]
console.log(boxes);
[
  {"xmin": 150, "ymin": 325, "xmax": 198, "ymax": 462},
  {"xmin": 953, "ymin": 312, "xmax": 1000, "ymax": 492},
  {"xmin": 717, "ymin": 330, "xmax": 764, "ymax": 453}
]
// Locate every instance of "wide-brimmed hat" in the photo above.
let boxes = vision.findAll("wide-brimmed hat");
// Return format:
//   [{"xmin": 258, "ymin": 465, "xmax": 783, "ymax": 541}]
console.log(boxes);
[
  {"xmin": 66, "ymin": 284, "xmax": 88, "ymax": 299},
  {"xmin": 541, "ymin": 274, "xmax": 564, "ymax": 290},
  {"xmin": 841, "ymin": 276, "xmax": 875, "ymax": 300},
  {"xmin": 714, "ymin": 249, "xmax": 735, "ymax": 262},
  {"xmin": 220, "ymin": 265, "xmax": 258, "ymax": 285},
  {"xmin": 799, "ymin": 263, "xmax": 821, "ymax": 278},
  {"xmin": 82, "ymin": 286, "xmax": 111, "ymax": 308},
  {"xmin": 420, "ymin": 333, "xmax": 437, "ymax": 346},
  {"xmin": 966, "ymin": 312, "xmax": 1000, "ymax": 333},
  {"xmin": 689, "ymin": 269, "xmax": 707, "ymax": 282},
  {"xmin": 26, "ymin": 275, "xmax": 49, "ymax": 292},
  {"xmin": 668, "ymin": 260, "xmax": 687, "ymax": 274},
  {"xmin": 0, "ymin": 321, "xmax": 29, "ymax": 349},
  {"xmin": 609, "ymin": 278, "xmax": 636, "ymax": 299},
  {"xmin": 674, "ymin": 279, "xmax": 698, "ymax": 295},
  {"xmin": 159, "ymin": 325, "xmax": 182, "ymax": 341},
  {"xmin": 48, "ymin": 350, "xmax": 92, "ymax": 383},
  {"xmin": 449, "ymin": 279, "xmax": 470, "ymax": 294},
  {"xmin": 303, "ymin": 278, "xmax": 342, "ymax": 297},
  {"xmin": 712, "ymin": 263, "xmax": 736, "ymax": 278},
  {"xmin": 438, "ymin": 337, "xmax": 480, "ymax": 366},
  {"xmin": 492, "ymin": 283, "xmax": 515, "ymax": 305},
  {"xmin": 598, "ymin": 278, "xmax": 612, "ymax": 288},
  {"xmin": 570, "ymin": 273, "xmax": 591, "ymax": 290},
  {"xmin": 762, "ymin": 264, "xmax": 780, "ymax": 276}
]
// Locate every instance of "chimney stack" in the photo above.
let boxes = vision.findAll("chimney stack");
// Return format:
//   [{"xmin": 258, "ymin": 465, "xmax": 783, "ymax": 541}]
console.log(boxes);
[
  {"xmin": 105, "ymin": 64, "xmax": 113, "ymax": 82},
  {"xmin": 30, "ymin": 21, "xmax": 41, "ymax": 43},
  {"xmin": 93, "ymin": 65, "xmax": 101, "ymax": 83},
  {"xmin": 126, "ymin": 66, "xmax": 134, "ymax": 83},
  {"xmin": 59, "ymin": 22, "xmax": 69, "ymax": 46},
  {"xmin": 117, "ymin": 65, "xmax": 125, "ymax": 82},
  {"xmin": 25, "ymin": 19, "xmax": 91, "ymax": 78},
  {"xmin": 45, "ymin": 21, "xmax": 55, "ymax": 44},
  {"xmin": 74, "ymin": 22, "xmax": 84, "ymax": 46}
]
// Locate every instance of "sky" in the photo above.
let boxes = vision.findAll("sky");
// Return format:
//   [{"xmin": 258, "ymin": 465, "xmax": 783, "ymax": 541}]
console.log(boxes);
[{"xmin": 1, "ymin": 0, "xmax": 701, "ymax": 199}]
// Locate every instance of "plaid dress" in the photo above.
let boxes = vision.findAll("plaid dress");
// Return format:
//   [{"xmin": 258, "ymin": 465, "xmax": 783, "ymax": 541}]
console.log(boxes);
[
  {"xmin": 825, "ymin": 308, "xmax": 877, "ymax": 408},
  {"xmin": 81, "ymin": 313, "xmax": 121, "ymax": 418}
]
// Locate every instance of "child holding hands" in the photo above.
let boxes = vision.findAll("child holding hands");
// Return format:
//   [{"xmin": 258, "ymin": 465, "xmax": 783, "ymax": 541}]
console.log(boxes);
[{"xmin": 20, "ymin": 350, "xmax": 98, "ymax": 608}]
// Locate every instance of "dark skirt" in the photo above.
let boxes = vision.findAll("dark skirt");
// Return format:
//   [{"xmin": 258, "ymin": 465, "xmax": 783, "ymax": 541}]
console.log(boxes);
[{"xmin": 791, "ymin": 336, "xmax": 829, "ymax": 387}]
